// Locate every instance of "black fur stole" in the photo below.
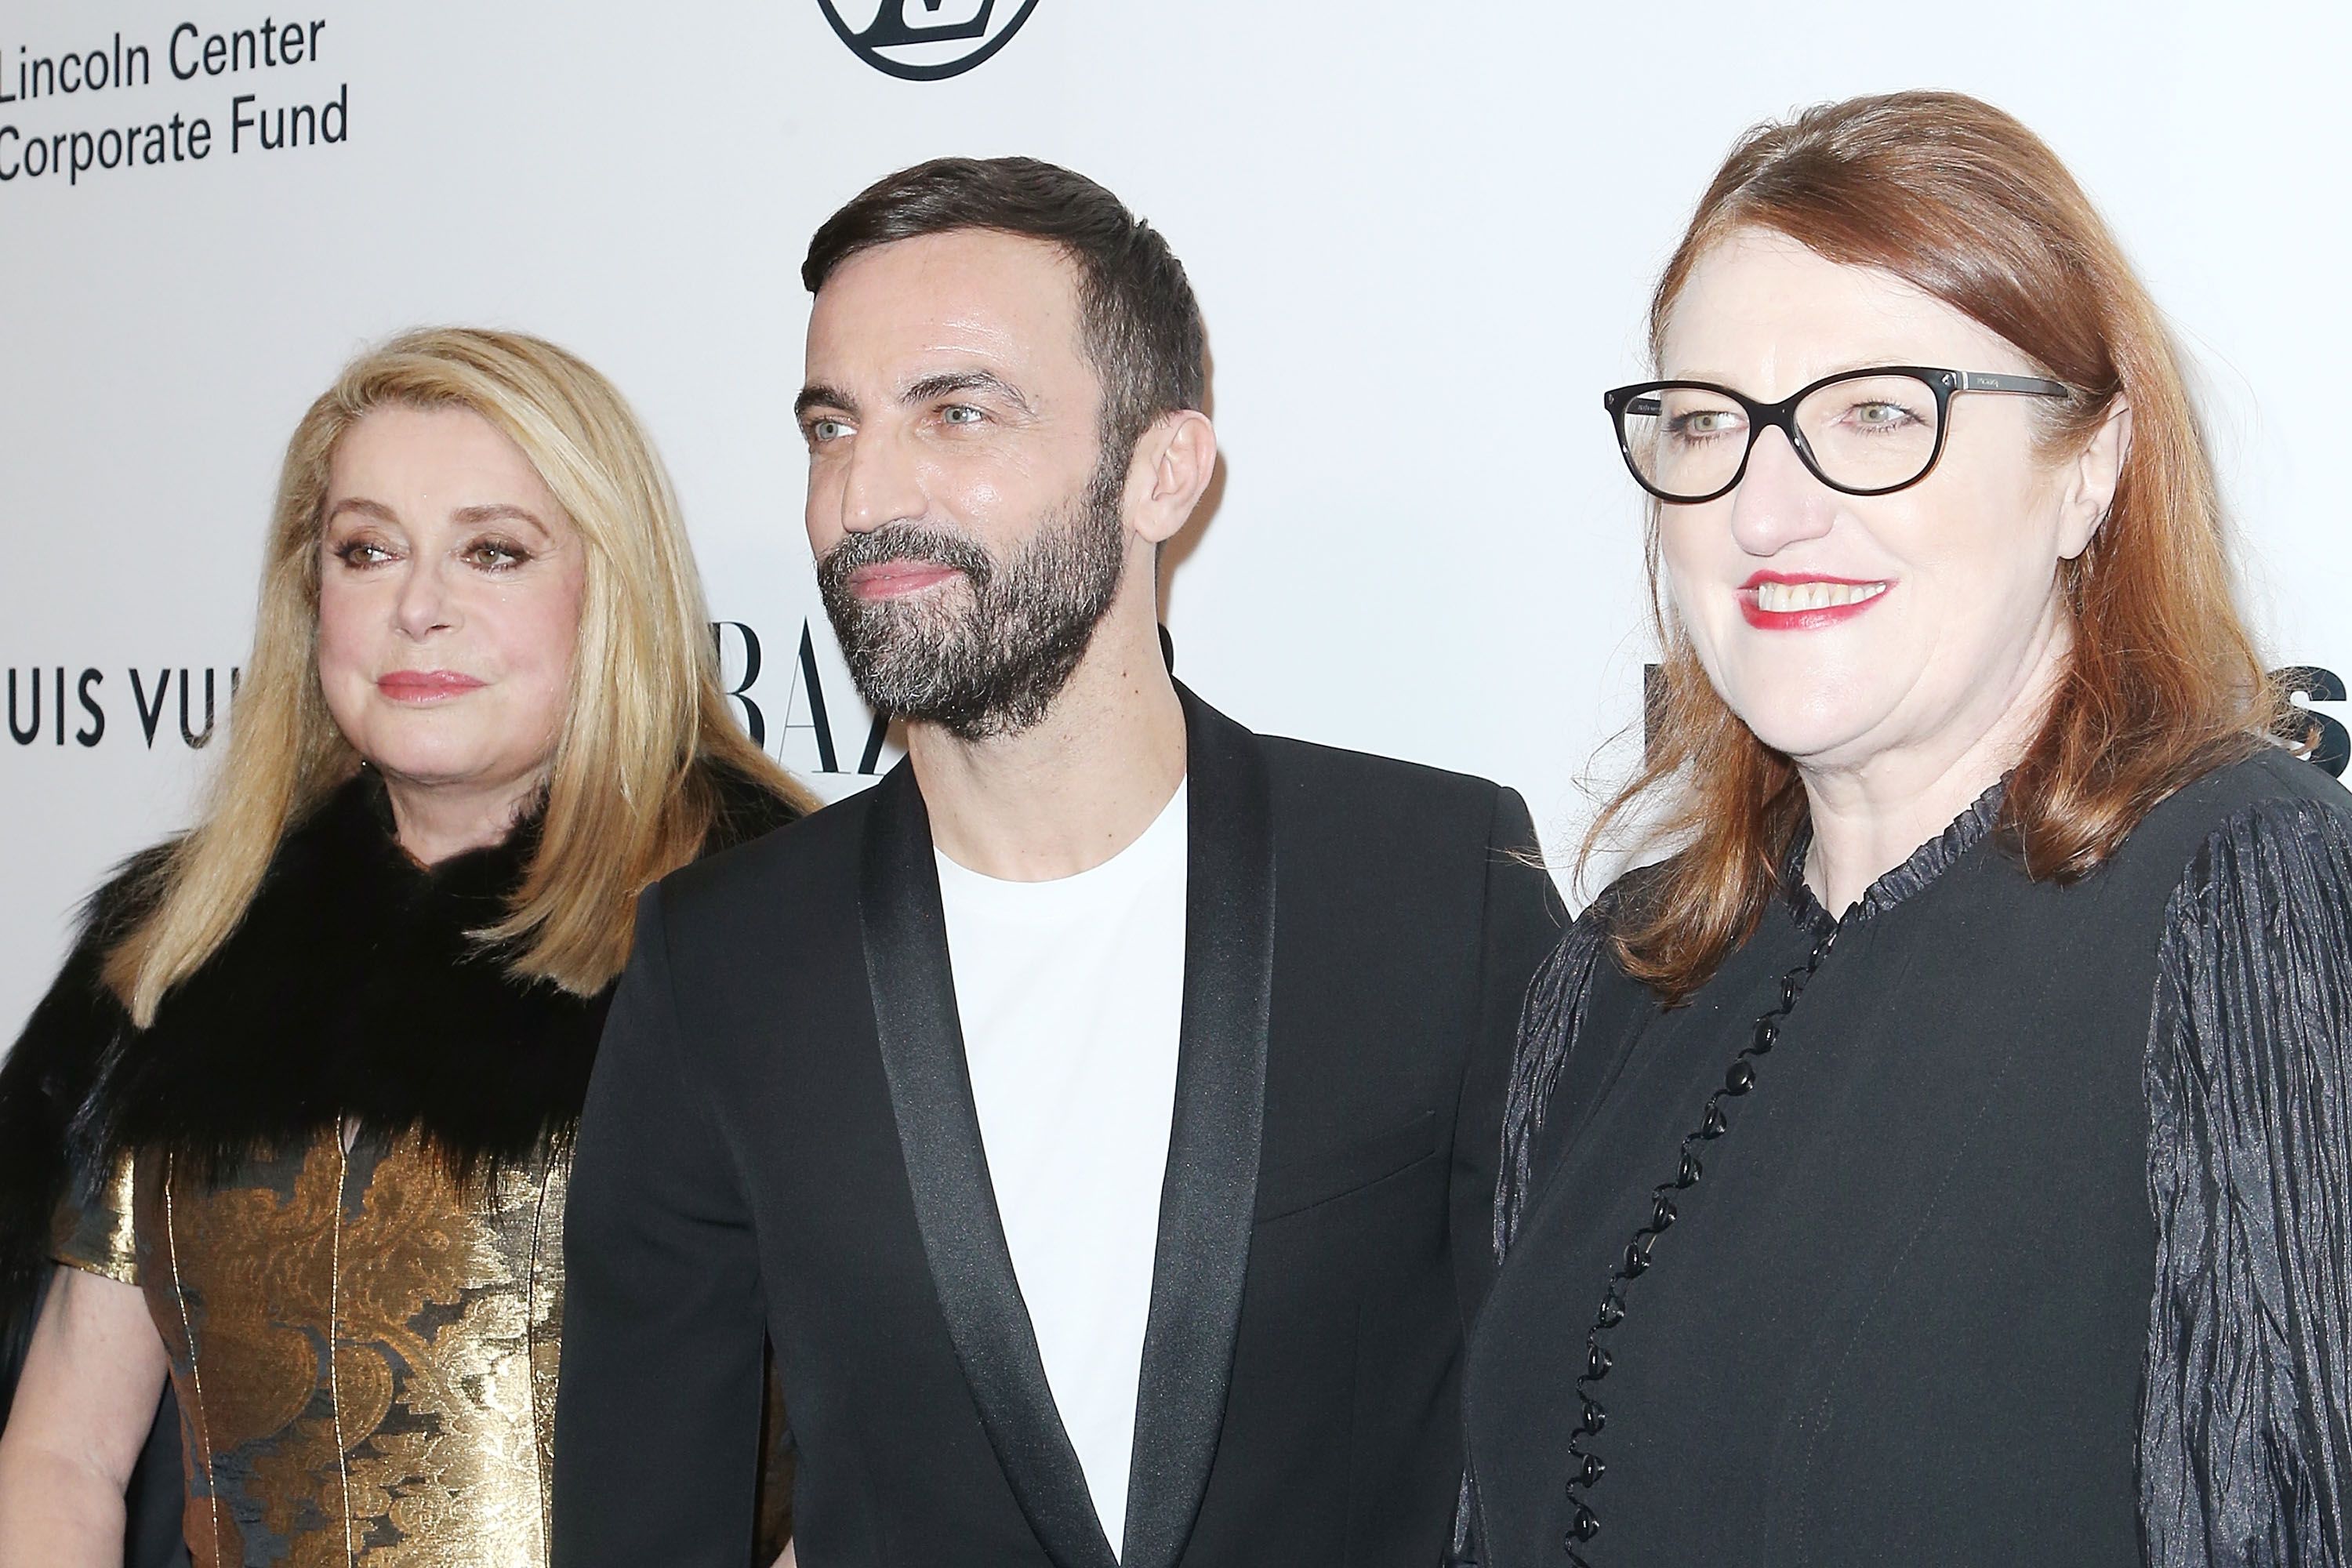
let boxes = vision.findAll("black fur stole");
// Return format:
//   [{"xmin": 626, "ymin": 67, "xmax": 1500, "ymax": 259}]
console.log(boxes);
[
  {"xmin": 0, "ymin": 764, "xmax": 798, "ymax": 1408},
  {"xmin": 78, "ymin": 771, "xmax": 612, "ymax": 1181}
]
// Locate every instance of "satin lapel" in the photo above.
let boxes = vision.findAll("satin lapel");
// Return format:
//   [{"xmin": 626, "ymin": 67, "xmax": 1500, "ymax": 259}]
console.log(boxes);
[
  {"xmin": 857, "ymin": 764, "xmax": 1118, "ymax": 1568},
  {"xmin": 1121, "ymin": 690, "xmax": 1276, "ymax": 1568}
]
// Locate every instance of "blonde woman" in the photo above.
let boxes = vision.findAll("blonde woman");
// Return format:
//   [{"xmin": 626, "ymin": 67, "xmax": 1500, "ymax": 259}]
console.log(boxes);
[{"xmin": 0, "ymin": 328, "xmax": 811, "ymax": 1566}]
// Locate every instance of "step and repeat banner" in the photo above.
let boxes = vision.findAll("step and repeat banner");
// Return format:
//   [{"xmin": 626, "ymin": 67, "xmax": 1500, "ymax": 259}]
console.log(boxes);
[{"xmin": 3, "ymin": 2, "xmax": 2347, "ymax": 1036}]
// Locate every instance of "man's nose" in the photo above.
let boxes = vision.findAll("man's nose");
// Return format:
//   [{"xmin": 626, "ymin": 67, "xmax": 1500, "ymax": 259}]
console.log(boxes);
[{"xmin": 838, "ymin": 427, "xmax": 928, "ymax": 535}]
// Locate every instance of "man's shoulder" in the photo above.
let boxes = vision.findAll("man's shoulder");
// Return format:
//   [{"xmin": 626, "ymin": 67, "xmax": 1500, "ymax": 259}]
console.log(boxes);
[
  {"xmin": 657, "ymin": 781, "xmax": 873, "ymax": 931},
  {"xmin": 1252, "ymin": 729, "xmax": 1512, "ymax": 829}
]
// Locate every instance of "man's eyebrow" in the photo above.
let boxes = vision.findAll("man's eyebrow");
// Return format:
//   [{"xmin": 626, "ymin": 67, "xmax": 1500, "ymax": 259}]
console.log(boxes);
[
  {"xmin": 902, "ymin": 369, "xmax": 1036, "ymax": 416},
  {"xmin": 795, "ymin": 383, "xmax": 854, "ymax": 419}
]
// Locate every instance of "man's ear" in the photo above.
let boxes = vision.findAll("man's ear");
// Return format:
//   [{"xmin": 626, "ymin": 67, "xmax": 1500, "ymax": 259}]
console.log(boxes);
[
  {"xmin": 2059, "ymin": 397, "xmax": 2132, "ymax": 560},
  {"xmin": 1125, "ymin": 410, "xmax": 1217, "ymax": 547}
]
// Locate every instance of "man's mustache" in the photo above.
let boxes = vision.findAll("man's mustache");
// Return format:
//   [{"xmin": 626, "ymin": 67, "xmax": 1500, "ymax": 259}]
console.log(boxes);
[{"xmin": 817, "ymin": 525, "xmax": 996, "ymax": 595}]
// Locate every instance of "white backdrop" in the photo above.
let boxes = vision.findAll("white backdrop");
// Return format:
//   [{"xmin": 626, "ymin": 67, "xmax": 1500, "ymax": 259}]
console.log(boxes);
[{"xmin": 5, "ymin": 0, "xmax": 2348, "ymax": 1040}]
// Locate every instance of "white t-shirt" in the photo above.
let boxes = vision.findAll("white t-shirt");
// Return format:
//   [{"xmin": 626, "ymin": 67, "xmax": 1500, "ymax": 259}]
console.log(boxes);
[{"xmin": 934, "ymin": 781, "xmax": 1189, "ymax": 1556}]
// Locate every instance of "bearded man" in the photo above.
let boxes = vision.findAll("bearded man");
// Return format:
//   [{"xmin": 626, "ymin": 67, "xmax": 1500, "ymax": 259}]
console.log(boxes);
[{"xmin": 552, "ymin": 158, "xmax": 1562, "ymax": 1568}]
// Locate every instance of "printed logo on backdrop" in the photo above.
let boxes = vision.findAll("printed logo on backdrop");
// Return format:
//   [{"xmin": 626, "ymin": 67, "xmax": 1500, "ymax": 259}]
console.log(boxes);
[
  {"xmin": 713, "ymin": 621, "xmax": 899, "ymax": 780},
  {"xmin": 6, "ymin": 625, "xmax": 904, "ymax": 783},
  {"xmin": 6, "ymin": 666, "xmax": 238, "ymax": 750},
  {"xmin": 0, "ymin": 17, "xmax": 351, "ymax": 191},
  {"xmin": 816, "ymin": 0, "xmax": 1041, "ymax": 81},
  {"xmin": 2278, "ymin": 667, "xmax": 2351, "ymax": 777}
]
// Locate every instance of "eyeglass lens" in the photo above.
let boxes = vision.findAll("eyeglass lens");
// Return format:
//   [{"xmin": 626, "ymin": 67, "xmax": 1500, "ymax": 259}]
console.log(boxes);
[{"xmin": 1622, "ymin": 372, "xmax": 1944, "ymax": 499}]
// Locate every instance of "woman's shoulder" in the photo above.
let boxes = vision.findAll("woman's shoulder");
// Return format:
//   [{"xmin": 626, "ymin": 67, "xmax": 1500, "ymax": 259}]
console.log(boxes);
[
  {"xmin": 2136, "ymin": 748, "xmax": 2352, "ymax": 986},
  {"xmin": 1572, "ymin": 855, "xmax": 1682, "ymax": 975},
  {"xmin": 1515, "ymin": 862, "xmax": 1675, "ymax": 1093},
  {"xmin": 691, "ymin": 754, "xmax": 811, "ymax": 858},
  {"xmin": 2140, "ymin": 742, "xmax": 2347, "ymax": 844},
  {"xmin": 1589, "ymin": 853, "xmax": 1678, "ymax": 919},
  {"xmin": 0, "ymin": 840, "xmax": 172, "ymax": 1335},
  {"xmin": 2103, "ymin": 744, "xmax": 2352, "ymax": 916},
  {"xmin": 2155, "ymin": 742, "xmax": 2346, "ymax": 827},
  {"xmin": 13, "ymin": 837, "xmax": 176, "ymax": 1051},
  {"xmin": 1494, "ymin": 862, "xmax": 1671, "ymax": 1253},
  {"xmin": 78, "ymin": 839, "xmax": 180, "ymax": 944}
]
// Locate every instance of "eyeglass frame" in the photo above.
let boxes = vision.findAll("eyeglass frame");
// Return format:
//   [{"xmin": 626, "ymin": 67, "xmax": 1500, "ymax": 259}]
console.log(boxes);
[{"xmin": 1602, "ymin": 365, "xmax": 2078, "ymax": 505}]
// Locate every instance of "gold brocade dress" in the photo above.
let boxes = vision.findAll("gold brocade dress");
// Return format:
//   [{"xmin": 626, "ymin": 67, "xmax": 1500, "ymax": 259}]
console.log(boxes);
[
  {"xmin": 2, "ymin": 768, "xmax": 800, "ymax": 1568},
  {"xmin": 56, "ymin": 1130, "xmax": 574, "ymax": 1568}
]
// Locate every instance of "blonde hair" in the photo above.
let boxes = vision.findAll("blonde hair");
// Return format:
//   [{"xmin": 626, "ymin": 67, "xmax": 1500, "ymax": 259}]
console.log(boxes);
[
  {"xmin": 1592, "ymin": 92, "xmax": 2278, "ymax": 1004},
  {"xmin": 104, "ymin": 327, "xmax": 814, "ymax": 1025}
]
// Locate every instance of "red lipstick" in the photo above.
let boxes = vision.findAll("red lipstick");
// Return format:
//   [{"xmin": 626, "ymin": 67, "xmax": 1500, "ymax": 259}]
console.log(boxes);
[
  {"xmin": 1737, "ymin": 572, "xmax": 1892, "ymax": 631},
  {"xmin": 376, "ymin": 670, "xmax": 486, "ymax": 702}
]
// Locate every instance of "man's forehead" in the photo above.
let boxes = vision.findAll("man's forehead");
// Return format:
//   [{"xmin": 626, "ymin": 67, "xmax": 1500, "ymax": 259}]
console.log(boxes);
[
  {"xmin": 825, "ymin": 225, "xmax": 1077, "ymax": 292},
  {"xmin": 808, "ymin": 230, "xmax": 1082, "ymax": 366}
]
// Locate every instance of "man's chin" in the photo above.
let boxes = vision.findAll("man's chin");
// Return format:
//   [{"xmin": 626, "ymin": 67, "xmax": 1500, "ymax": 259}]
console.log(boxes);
[
  {"xmin": 840, "ymin": 656, "xmax": 1053, "ymax": 744},
  {"xmin": 833, "ymin": 586, "xmax": 970, "ymax": 635},
  {"xmin": 837, "ymin": 644, "xmax": 971, "ymax": 724}
]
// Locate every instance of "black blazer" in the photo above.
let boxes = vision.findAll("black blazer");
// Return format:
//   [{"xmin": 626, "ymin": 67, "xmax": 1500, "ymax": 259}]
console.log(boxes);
[{"xmin": 551, "ymin": 689, "xmax": 1563, "ymax": 1568}]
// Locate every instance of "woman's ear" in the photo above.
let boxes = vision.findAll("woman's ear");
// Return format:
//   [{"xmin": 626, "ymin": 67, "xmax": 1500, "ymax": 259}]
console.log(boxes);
[
  {"xmin": 2059, "ymin": 398, "xmax": 2132, "ymax": 560},
  {"xmin": 1125, "ymin": 410, "xmax": 1217, "ymax": 547}
]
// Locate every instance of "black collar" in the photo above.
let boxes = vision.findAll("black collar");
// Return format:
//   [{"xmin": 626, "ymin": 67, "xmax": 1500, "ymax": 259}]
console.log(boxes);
[
  {"xmin": 857, "ymin": 683, "xmax": 1274, "ymax": 1568},
  {"xmin": 1781, "ymin": 776, "xmax": 2009, "ymax": 929}
]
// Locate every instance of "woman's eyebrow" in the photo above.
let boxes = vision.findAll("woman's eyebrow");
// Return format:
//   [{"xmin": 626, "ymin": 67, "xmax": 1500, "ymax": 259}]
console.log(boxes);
[
  {"xmin": 452, "ymin": 502, "xmax": 554, "ymax": 539},
  {"xmin": 325, "ymin": 496, "xmax": 399, "ymax": 525}
]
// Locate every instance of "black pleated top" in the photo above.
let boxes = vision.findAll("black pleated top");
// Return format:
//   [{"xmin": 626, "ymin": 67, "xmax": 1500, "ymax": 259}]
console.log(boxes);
[{"xmin": 1461, "ymin": 748, "xmax": 2352, "ymax": 1567}]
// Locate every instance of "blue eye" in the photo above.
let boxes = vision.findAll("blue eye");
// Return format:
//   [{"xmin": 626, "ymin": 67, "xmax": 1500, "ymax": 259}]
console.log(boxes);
[
  {"xmin": 806, "ymin": 418, "xmax": 850, "ymax": 444},
  {"xmin": 940, "ymin": 405, "xmax": 985, "ymax": 426}
]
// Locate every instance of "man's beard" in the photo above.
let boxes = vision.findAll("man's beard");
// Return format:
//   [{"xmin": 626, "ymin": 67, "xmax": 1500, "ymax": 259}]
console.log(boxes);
[{"xmin": 815, "ymin": 454, "xmax": 1130, "ymax": 742}]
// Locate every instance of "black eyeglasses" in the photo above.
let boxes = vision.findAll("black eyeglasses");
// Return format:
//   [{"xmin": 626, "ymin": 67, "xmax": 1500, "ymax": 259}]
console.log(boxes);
[{"xmin": 1602, "ymin": 365, "xmax": 2076, "ymax": 504}]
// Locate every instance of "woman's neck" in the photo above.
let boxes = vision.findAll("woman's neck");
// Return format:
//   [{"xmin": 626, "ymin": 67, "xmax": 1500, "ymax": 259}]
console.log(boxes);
[
  {"xmin": 1797, "ymin": 621, "xmax": 2068, "ymax": 915},
  {"xmin": 378, "ymin": 768, "xmax": 544, "ymax": 866}
]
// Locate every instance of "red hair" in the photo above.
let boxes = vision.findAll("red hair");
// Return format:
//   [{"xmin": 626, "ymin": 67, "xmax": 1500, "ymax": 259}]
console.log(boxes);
[{"xmin": 1597, "ymin": 91, "xmax": 2279, "ymax": 1004}]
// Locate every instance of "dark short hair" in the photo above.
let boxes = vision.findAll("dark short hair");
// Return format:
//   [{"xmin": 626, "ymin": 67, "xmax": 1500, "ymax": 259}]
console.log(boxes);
[{"xmin": 803, "ymin": 156, "xmax": 1206, "ymax": 459}]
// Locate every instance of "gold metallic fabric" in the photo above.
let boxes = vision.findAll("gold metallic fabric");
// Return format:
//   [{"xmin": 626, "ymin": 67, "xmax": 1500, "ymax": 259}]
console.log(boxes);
[
  {"xmin": 59, "ymin": 1128, "xmax": 569, "ymax": 1566},
  {"xmin": 51, "ymin": 1147, "xmax": 142, "ymax": 1285}
]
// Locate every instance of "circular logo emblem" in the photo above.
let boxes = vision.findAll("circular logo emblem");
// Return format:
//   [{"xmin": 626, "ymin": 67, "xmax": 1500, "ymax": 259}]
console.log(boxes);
[{"xmin": 817, "ymin": 0, "xmax": 1042, "ymax": 81}]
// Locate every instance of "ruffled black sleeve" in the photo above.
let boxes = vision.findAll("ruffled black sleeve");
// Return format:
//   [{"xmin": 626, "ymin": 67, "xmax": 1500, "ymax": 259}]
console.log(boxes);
[
  {"xmin": 2143, "ymin": 797, "xmax": 2352, "ymax": 1566},
  {"xmin": 1450, "ymin": 899, "xmax": 1615, "ymax": 1566},
  {"xmin": 1494, "ymin": 898, "xmax": 1614, "ymax": 1260}
]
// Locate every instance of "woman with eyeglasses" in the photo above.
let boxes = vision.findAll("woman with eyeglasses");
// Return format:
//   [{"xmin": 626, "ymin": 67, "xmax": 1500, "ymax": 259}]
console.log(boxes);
[{"xmin": 1453, "ymin": 93, "xmax": 2351, "ymax": 1567}]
